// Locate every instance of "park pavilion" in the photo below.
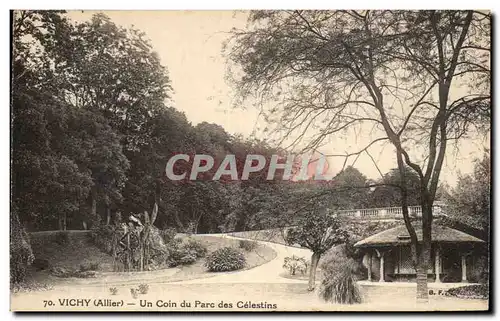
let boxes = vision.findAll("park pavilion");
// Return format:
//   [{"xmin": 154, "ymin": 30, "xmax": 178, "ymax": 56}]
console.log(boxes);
[{"xmin": 354, "ymin": 223, "xmax": 485, "ymax": 283}]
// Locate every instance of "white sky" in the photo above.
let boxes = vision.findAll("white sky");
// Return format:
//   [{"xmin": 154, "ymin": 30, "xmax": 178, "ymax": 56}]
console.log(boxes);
[{"xmin": 66, "ymin": 10, "xmax": 490, "ymax": 186}]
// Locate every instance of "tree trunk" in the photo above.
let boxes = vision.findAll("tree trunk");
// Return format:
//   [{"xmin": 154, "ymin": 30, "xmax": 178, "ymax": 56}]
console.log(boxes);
[
  {"xmin": 106, "ymin": 207, "xmax": 111, "ymax": 225},
  {"xmin": 416, "ymin": 257, "xmax": 429, "ymax": 303},
  {"xmin": 58, "ymin": 213, "xmax": 67, "ymax": 230},
  {"xmin": 416, "ymin": 200, "xmax": 433, "ymax": 303},
  {"xmin": 126, "ymin": 232, "xmax": 131, "ymax": 272},
  {"xmin": 112, "ymin": 226, "xmax": 118, "ymax": 272},
  {"xmin": 91, "ymin": 188, "xmax": 97, "ymax": 217},
  {"xmin": 308, "ymin": 252, "xmax": 320, "ymax": 291}
]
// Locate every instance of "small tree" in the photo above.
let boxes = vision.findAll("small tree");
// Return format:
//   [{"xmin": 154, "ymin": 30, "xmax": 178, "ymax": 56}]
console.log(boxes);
[{"xmin": 285, "ymin": 205, "xmax": 348, "ymax": 291}]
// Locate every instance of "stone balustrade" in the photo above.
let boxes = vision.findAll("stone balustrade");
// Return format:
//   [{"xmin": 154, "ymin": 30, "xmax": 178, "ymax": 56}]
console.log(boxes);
[{"xmin": 333, "ymin": 204, "xmax": 446, "ymax": 220}]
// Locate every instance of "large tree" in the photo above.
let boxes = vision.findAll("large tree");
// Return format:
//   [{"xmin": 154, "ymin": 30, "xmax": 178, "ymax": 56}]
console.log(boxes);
[{"xmin": 227, "ymin": 10, "xmax": 490, "ymax": 302}]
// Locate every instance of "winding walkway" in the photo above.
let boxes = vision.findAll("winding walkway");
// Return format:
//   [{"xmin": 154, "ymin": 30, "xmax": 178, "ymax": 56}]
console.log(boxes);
[{"xmin": 173, "ymin": 234, "xmax": 312, "ymax": 284}]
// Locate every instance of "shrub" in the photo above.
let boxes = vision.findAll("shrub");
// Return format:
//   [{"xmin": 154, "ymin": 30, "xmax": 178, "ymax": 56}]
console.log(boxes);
[
  {"xmin": 90, "ymin": 225, "xmax": 116, "ymax": 254},
  {"xmin": 183, "ymin": 238, "xmax": 208, "ymax": 258},
  {"xmin": 75, "ymin": 270, "xmax": 97, "ymax": 278},
  {"xmin": 321, "ymin": 244, "xmax": 366, "ymax": 279},
  {"xmin": 32, "ymin": 258, "xmax": 50, "ymax": 271},
  {"xmin": 166, "ymin": 238, "xmax": 196, "ymax": 267},
  {"xmin": 160, "ymin": 228, "xmax": 177, "ymax": 244},
  {"xmin": 168, "ymin": 251, "xmax": 197, "ymax": 267},
  {"xmin": 138, "ymin": 283, "xmax": 149, "ymax": 294},
  {"xmin": 445, "ymin": 284, "xmax": 489, "ymax": 299},
  {"xmin": 10, "ymin": 210, "xmax": 34, "ymax": 284},
  {"xmin": 205, "ymin": 247, "xmax": 246, "ymax": 272},
  {"xmin": 320, "ymin": 258, "xmax": 362, "ymax": 304},
  {"xmin": 50, "ymin": 266, "xmax": 73, "ymax": 278},
  {"xmin": 283, "ymin": 255, "xmax": 308, "ymax": 275},
  {"xmin": 50, "ymin": 266, "xmax": 97, "ymax": 278},
  {"xmin": 55, "ymin": 230, "xmax": 70, "ymax": 245},
  {"xmin": 470, "ymin": 255, "xmax": 489, "ymax": 284},
  {"xmin": 239, "ymin": 240, "xmax": 258, "ymax": 252},
  {"xmin": 109, "ymin": 287, "xmax": 118, "ymax": 295},
  {"xmin": 166, "ymin": 238, "xmax": 207, "ymax": 267},
  {"xmin": 79, "ymin": 261, "xmax": 100, "ymax": 272}
]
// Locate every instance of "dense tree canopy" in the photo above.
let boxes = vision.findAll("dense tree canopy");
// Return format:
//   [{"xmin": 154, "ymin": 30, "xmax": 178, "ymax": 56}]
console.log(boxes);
[{"xmin": 12, "ymin": 11, "xmax": 298, "ymax": 233}]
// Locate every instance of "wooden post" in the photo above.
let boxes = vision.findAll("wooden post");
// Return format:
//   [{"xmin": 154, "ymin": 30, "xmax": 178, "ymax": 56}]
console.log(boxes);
[
  {"xmin": 379, "ymin": 254, "xmax": 385, "ymax": 282},
  {"xmin": 435, "ymin": 246, "xmax": 441, "ymax": 283},
  {"xmin": 368, "ymin": 253, "xmax": 372, "ymax": 282},
  {"xmin": 461, "ymin": 255, "xmax": 468, "ymax": 283},
  {"xmin": 375, "ymin": 249, "xmax": 385, "ymax": 282}
]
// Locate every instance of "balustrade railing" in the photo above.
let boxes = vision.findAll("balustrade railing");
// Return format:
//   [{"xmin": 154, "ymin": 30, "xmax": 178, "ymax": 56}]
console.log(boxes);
[{"xmin": 334, "ymin": 205, "xmax": 444, "ymax": 220}]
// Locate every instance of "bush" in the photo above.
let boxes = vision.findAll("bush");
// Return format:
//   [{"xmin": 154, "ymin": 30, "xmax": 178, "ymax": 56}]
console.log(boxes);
[
  {"xmin": 109, "ymin": 287, "xmax": 118, "ymax": 295},
  {"xmin": 138, "ymin": 283, "xmax": 149, "ymax": 294},
  {"xmin": 32, "ymin": 258, "xmax": 50, "ymax": 271},
  {"xmin": 283, "ymin": 255, "xmax": 308, "ymax": 275},
  {"xmin": 50, "ymin": 266, "xmax": 73, "ymax": 278},
  {"xmin": 10, "ymin": 210, "xmax": 34, "ymax": 284},
  {"xmin": 50, "ymin": 266, "xmax": 97, "ymax": 278},
  {"xmin": 183, "ymin": 238, "xmax": 208, "ymax": 258},
  {"xmin": 239, "ymin": 240, "xmax": 258, "ymax": 252},
  {"xmin": 166, "ymin": 238, "xmax": 197, "ymax": 267},
  {"xmin": 90, "ymin": 225, "xmax": 116, "ymax": 254},
  {"xmin": 321, "ymin": 244, "xmax": 366, "ymax": 279},
  {"xmin": 79, "ymin": 261, "xmax": 100, "ymax": 272},
  {"xmin": 168, "ymin": 251, "xmax": 197, "ymax": 267},
  {"xmin": 55, "ymin": 231, "xmax": 70, "ymax": 245},
  {"xmin": 470, "ymin": 255, "xmax": 489, "ymax": 284},
  {"xmin": 445, "ymin": 284, "xmax": 489, "ymax": 299},
  {"xmin": 75, "ymin": 270, "xmax": 97, "ymax": 278},
  {"xmin": 205, "ymin": 247, "xmax": 246, "ymax": 272},
  {"xmin": 166, "ymin": 238, "xmax": 208, "ymax": 267},
  {"xmin": 320, "ymin": 258, "xmax": 362, "ymax": 304},
  {"xmin": 160, "ymin": 228, "xmax": 177, "ymax": 244}
]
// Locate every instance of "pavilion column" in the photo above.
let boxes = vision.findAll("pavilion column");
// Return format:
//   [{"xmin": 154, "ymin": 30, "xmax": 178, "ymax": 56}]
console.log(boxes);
[
  {"xmin": 435, "ymin": 246, "xmax": 441, "ymax": 283},
  {"xmin": 461, "ymin": 255, "xmax": 468, "ymax": 283},
  {"xmin": 375, "ymin": 249, "xmax": 385, "ymax": 283},
  {"xmin": 379, "ymin": 255, "xmax": 385, "ymax": 282},
  {"xmin": 367, "ymin": 252, "xmax": 372, "ymax": 282}
]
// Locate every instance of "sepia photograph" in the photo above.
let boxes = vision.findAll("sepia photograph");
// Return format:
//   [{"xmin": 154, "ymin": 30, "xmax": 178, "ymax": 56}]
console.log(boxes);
[{"xmin": 9, "ymin": 9, "xmax": 491, "ymax": 312}]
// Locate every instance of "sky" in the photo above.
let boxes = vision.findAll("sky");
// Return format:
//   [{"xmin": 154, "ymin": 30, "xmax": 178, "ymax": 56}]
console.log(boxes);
[{"xmin": 66, "ymin": 10, "xmax": 490, "ymax": 187}]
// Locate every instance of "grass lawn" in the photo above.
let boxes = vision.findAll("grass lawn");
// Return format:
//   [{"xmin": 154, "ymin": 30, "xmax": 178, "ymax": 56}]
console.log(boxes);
[{"xmin": 19, "ymin": 231, "xmax": 277, "ymax": 290}]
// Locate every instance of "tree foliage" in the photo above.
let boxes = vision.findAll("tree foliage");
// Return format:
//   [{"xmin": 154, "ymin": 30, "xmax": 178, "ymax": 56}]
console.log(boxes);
[
  {"xmin": 285, "ymin": 206, "xmax": 348, "ymax": 290},
  {"xmin": 445, "ymin": 151, "xmax": 490, "ymax": 233},
  {"xmin": 12, "ymin": 10, "xmax": 300, "ymax": 235},
  {"xmin": 227, "ymin": 10, "xmax": 490, "ymax": 301}
]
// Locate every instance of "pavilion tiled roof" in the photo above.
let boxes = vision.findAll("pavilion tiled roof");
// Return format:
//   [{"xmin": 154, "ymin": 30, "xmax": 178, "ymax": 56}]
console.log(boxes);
[{"xmin": 354, "ymin": 224, "xmax": 485, "ymax": 248}]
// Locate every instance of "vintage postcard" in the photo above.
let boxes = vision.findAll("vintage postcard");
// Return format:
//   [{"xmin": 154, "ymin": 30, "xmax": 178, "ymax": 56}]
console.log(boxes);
[{"xmin": 10, "ymin": 10, "xmax": 491, "ymax": 312}]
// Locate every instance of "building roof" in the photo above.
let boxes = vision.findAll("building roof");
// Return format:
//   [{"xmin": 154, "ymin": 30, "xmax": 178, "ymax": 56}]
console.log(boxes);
[{"xmin": 354, "ymin": 224, "xmax": 485, "ymax": 248}]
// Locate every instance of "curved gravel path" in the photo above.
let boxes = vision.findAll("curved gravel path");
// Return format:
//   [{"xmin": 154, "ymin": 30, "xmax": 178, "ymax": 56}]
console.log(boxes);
[{"xmin": 174, "ymin": 234, "xmax": 312, "ymax": 284}]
